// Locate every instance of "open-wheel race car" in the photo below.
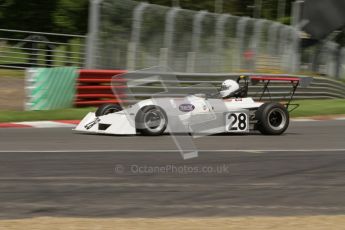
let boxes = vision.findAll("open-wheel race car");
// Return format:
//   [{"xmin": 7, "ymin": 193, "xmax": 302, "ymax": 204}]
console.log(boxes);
[{"xmin": 75, "ymin": 75, "xmax": 312, "ymax": 136}]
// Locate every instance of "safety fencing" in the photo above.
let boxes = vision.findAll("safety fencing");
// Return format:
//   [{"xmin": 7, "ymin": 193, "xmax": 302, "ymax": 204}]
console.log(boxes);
[
  {"xmin": 2, "ymin": 1, "xmax": 345, "ymax": 80},
  {"xmin": 86, "ymin": 0, "xmax": 300, "ymax": 74},
  {"xmin": 300, "ymin": 40, "xmax": 345, "ymax": 80},
  {"xmin": 85, "ymin": 0, "xmax": 345, "ymax": 79},
  {"xmin": 2, "ymin": 2, "xmax": 345, "ymax": 80},
  {"xmin": 0, "ymin": 29, "xmax": 86, "ymax": 69}
]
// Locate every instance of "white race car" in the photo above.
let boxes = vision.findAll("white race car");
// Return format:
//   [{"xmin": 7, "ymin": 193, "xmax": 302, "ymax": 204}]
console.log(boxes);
[{"xmin": 75, "ymin": 75, "xmax": 312, "ymax": 136}]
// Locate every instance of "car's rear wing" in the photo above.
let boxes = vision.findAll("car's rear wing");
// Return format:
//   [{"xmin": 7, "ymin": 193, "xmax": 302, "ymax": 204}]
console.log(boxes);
[
  {"xmin": 250, "ymin": 76, "xmax": 313, "ymax": 88},
  {"xmin": 246, "ymin": 75, "xmax": 313, "ymax": 111}
]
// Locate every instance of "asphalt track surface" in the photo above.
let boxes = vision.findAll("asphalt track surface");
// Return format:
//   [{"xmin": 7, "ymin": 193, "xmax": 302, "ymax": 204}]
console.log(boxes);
[{"xmin": 0, "ymin": 120, "xmax": 345, "ymax": 219}]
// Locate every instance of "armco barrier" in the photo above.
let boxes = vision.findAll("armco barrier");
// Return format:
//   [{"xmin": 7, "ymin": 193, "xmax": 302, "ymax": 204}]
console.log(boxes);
[
  {"xmin": 75, "ymin": 70, "xmax": 128, "ymax": 107},
  {"xmin": 26, "ymin": 69, "xmax": 345, "ymax": 110},
  {"xmin": 74, "ymin": 71, "xmax": 345, "ymax": 107}
]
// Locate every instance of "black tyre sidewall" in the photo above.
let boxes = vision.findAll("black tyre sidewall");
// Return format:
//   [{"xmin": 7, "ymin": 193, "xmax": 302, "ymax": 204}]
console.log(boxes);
[
  {"xmin": 136, "ymin": 105, "xmax": 168, "ymax": 136},
  {"xmin": 95, "ymin": 104, "xmax": 122, "ymax": 117},
  {"xmin": 255, "ymin": 102, "xmax": 289, "ymax": 135}
]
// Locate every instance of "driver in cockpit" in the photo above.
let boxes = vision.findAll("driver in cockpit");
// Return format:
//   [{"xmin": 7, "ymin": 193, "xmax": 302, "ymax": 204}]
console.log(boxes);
[{"xmin": 219, "ymin": 76, "xmax": 248, "ymax": 99}]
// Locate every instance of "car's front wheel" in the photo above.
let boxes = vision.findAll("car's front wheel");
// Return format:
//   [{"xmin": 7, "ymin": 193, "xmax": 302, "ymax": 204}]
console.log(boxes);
[
  {"xmin": 135, "ymin": 105, "xmax": 168, "ymax": 136},
  {"xmin": 255, "ymin": 102, "xmax": 289, "ymax": 135},
  {"xmin": 95, "ymin": 104, "xmax": 122, "ymax": 117}
]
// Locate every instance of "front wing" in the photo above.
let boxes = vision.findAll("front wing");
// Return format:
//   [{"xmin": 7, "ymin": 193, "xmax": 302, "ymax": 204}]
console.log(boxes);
[{"xmin": 74, "ymin": 112, "xmax": 136, "ymax": 135}]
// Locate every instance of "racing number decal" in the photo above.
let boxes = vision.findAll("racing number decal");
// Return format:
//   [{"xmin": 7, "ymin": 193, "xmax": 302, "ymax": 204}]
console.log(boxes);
[
  {"xmin": 226, "ymin": 112, "xmax": 248, "ymax": 132},
  {"xmin": 229, "ymin": 113, "xmax": 246, "ymax": 131}
]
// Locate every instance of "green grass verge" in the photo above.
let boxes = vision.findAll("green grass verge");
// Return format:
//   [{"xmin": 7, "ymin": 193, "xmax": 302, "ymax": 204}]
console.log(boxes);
[
  {"xmin": 0, "ymin": 107, "xmax": 95, "ymax": 122},
  {"xmin": 0, "ymin": 69, "xmax": 25, "ymax": 78},
  {"xmin": 289, "ymin": 99, "xmax": 345, "ymax": 117},
  {"xmin": 0, "ymin": 99, "xmax": 344, "ymax": 122}
]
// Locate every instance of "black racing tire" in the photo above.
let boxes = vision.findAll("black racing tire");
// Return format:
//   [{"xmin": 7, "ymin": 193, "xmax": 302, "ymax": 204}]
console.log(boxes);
[
  {"xmin": 135, "ymin": 105, "xmax": 168, "ymax": 136},
  {"xmin": 255, "ymin": 102, "xmax": 289, "ymax": 135},
  {"xmin": 95, "ymin": 104, "xmax": 122, "ymax": 117}
]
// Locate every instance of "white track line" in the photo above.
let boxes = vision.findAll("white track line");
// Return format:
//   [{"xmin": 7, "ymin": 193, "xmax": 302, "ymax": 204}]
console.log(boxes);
[
  {"xmin": 0, "ymin": 149, "xmax": 345, "ymax": 153},
  {"xmin": 291, "ymin": 118, "xmax": 316, "ymax": 122},
  {"xmin": 15, "ymin": 121, "xmax": 75, "ymax": 128}
]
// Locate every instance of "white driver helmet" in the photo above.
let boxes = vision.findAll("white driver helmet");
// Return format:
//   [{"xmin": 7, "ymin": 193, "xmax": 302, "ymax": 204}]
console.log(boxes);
[{"xmin": 220, "ymin": 79, "xmax": 240, "ymax": 98}]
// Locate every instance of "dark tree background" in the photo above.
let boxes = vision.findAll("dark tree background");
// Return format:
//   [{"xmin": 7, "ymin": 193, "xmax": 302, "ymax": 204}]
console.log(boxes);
[
  {"xmin": 0, "ymin": 0, "xmax": 294, "ymax": 35},
  {"xmin": 0, "ymin": 0, "xmax": 88, "ymax": 34}
]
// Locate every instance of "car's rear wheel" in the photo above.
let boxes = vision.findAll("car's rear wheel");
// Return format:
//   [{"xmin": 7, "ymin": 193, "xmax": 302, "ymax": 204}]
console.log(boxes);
[
  {"xmin": 255, "ymin": 102, "xmax": 289, "ymax": 135},
  {"xmin": 136, "ymin": 105, "xmax": 168, "ymax": 136},
  {"xmin": 95, "ymin": 104, "xmax": 122, "ymax": 117}
]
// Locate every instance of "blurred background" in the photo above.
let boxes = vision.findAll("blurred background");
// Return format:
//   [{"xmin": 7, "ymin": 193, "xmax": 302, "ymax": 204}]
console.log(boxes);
[
  {"xmin": 1, "ymin": 2, "xmax": 345, "ymax": 229},
  {"xmin": 0, "ymin": 0, "xmax": 345, "ymax": 75},
  {"xmin": 0, "ymin": 0, "xmax": 345, "ymax": 116}
]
